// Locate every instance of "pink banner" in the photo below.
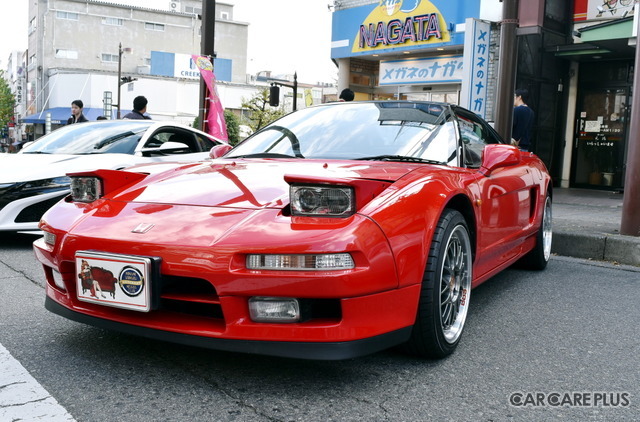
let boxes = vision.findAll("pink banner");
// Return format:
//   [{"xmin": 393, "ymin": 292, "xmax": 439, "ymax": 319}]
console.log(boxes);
[{"xmin": 191, "ymin": 55, "xmax": 228, "ymax": 141}]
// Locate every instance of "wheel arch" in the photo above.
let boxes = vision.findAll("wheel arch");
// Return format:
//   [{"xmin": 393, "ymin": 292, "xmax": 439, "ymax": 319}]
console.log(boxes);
[{"xmin": 443, "ymin": 194, "xmax": 477, "ymax": 262}]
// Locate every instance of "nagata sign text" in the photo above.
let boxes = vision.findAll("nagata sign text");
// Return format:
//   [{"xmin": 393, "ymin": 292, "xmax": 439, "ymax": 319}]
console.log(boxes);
[{"xmin": 359, "ymin": 13, "xmax": 443, "ymax": 48}]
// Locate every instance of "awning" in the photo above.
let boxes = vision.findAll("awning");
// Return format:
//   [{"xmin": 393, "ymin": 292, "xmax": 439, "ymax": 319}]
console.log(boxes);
[
  {"xmin": 22, "ymin": 107, "xmax": 107, "ymax": 124},
  {"xmin": 553, "ymin": 16, "xmax": 637, "ymax": 61}
]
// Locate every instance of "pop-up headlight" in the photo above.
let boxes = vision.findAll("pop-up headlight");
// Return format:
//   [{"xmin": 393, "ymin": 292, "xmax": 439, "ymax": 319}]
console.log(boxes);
[
  {"xmin": 290, "ymin": 185, "xmax": 354, "ymax": 217},
  {"xmin": 70, "ymin": 177, "xmax": 102, "ymax": 203}
]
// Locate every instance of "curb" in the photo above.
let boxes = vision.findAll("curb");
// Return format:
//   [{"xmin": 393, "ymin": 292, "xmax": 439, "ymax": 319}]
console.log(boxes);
[{"xmin": 552, "ymin": 231, "xmax": 640, "ymax": 267}]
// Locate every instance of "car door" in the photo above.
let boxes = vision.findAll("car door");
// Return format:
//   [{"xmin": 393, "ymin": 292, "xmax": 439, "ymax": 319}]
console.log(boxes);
[{"xmin": 453, "ymin": 108, "xmax": 534, "ymax": 277}]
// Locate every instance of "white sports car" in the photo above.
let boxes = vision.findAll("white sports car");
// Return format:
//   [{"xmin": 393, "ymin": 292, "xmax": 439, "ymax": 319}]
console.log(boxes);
[{"xmin": 0, "ymin": 120, "xmax": 227, "ymax": 232}]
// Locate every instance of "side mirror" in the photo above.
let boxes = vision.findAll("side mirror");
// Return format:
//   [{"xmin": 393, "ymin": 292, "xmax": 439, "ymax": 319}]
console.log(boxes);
[
  {"xmin": 209, "ymin": 144, "xmax": 232, "ymax": 159},
  {"xmin": 140, "ymin": 141, "xmax": 190, "ymax": 156},
  {"xmin": 480, "ymin": 144, "xmax": 521, "ymax": 175}
]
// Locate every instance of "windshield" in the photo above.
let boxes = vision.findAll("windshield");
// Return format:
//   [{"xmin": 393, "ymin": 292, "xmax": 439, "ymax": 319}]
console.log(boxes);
[
  {"xmin": 20, "ymin": 121, "xmax": 151, "ymax": 155},
  {"xmin": 227, "ymin": 102, "xmax": 459, "ymax": 165}
]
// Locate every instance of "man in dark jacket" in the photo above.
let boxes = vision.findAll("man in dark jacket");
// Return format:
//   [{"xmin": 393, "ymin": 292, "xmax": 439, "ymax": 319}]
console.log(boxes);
[
  {"xmin": 123, "ymin": 96, "xmax": 151, "ymax": 120},
  {"xmin": 67, "ymin": 99, "xmax": 89, "ymax": 124},
  {"xmin": 512, "ymin": 89, "xmax": 534, "ymax": 152}
]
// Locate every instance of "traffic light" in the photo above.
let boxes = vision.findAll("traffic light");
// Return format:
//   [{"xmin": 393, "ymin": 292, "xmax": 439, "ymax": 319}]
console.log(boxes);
[
  {"xmin": 269, "ymin": 85, "xmax": 280, "ymax": 107},
  {"xmin": 120, "ymin": 76, "xmax": 137, "ymax": 85}
]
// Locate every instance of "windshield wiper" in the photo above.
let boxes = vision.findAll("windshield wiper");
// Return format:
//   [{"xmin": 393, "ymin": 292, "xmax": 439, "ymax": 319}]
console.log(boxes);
[
  {"xmin": 21, "ymin": 151, "xmax": 52, "ymax": 154},
  {"xmin": 228, "ymin": 152, "xmax": 300, "ymax": 159},
  {"xmin": 356, "ymin": 155, "xmax": 446, "ymax": 165}
]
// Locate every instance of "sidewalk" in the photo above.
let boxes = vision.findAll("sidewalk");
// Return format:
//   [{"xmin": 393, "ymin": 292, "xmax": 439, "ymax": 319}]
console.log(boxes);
[{"xmin": 552, "ymin": 187, "xmax": 640, "ymax": 266}]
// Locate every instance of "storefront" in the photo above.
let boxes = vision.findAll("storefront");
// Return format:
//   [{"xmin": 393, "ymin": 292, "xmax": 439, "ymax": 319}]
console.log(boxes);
[
  {"xmin": 331, "ymin": 0, "xmax": 501, "ymax": 118},
  {"xmin": 572, "ymin": 61, "xmax": 632, "ymax": 190},
  {"xmin": 566, "ymin": 0, "xmax": 636, "ymax": 191}
]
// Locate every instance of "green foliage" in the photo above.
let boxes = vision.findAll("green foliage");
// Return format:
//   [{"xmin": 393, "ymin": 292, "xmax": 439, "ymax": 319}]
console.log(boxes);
[
  {"xmin": 193, "ymin": 111, "xmax": 239, "ymax": 145},
  {"xmin": 241, "ymin": 87, "xmax": 286, "ymax": 132},
  {"xmin": 224, "ymin": 110, "xmax": 240, "ymax": 146},
  {"xmin": 0, "ymin": 71, "xmax": 16, "ymax": 130}
]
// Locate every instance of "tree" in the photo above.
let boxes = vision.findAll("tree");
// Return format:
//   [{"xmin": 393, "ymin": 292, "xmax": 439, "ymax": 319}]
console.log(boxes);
[
  {"xmin": 224, "ymin": 110, "xmax": 240, "ymax": 146},
  {"xmin": 241, "ymin": 87, "xmax": 286, "ymax": 132},
  {"xmin": 0, "ymin": 71, "xmax": 16, "ymax": 131},
  {"xmin": 192, "ymin": 111, "xmax": 240, "ymax": 145}
]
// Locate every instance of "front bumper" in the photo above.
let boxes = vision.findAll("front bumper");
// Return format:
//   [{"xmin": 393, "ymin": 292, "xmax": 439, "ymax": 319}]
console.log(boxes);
[
  {"xmin": 0, "ymin": 190, "xmax": 67, "ymax": 231},
  {"xmin": 44, "ymin": 296, "xmax": 414, "ymax": 360},
  {"xmin": 34, "ymin": 213, "xmax": 422, "ymax": 359}
]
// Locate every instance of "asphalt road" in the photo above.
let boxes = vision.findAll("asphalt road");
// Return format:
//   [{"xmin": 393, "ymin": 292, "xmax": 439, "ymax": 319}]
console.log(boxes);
[{"xmin": 1, "ymin": 233, "xmax": 639, "ymax": 421}]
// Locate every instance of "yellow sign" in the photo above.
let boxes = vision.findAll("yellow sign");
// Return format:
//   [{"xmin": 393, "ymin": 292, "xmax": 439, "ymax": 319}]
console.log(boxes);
[{"xmin": 352, "ymin": 0, "xmax": 450, "ymax": 54}]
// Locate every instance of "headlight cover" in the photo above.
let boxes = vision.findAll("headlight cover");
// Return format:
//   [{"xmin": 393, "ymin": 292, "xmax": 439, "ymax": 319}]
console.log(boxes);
[
  {"xmin": 290, "ymin": 185, "xmax": 354, "ymax": 217},
  {"xmin": 70, "ymin": 177, "xmax": 102, "ymax": 203}
]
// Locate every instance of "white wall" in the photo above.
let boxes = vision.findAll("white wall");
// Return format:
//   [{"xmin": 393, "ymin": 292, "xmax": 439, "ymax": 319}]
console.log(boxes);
[{"xmin": 480, "ymin": 0, "xmax": 503, "ymax": 22}]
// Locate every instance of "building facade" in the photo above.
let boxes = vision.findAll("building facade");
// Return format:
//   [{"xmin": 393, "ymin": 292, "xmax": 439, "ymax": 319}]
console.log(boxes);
[
  {"xmin": 560, "ymin": 0, "xmax": 637, "ymax": 191},
  {"xmin": 23, "ymin": 0, "xmax": 248, "ymax": 135},
  {"xmin": 15, "ymin": 0, "xmax": 330, "ymax": 139},
  {"xmin": 331, "ymin": 1, "xmax": 503, "ymax": 114}
]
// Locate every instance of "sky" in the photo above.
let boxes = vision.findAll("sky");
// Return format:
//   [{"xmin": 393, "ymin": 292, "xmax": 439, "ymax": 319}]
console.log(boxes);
[{"xmin": 0, "ymin": 0, "xmax": 337, "ymax": 84}]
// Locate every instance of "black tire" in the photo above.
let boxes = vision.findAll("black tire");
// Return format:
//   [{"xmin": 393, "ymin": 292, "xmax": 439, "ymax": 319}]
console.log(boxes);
[
  {"xmin": 518, "ymin": 193, "xmax": 552, "ymax": 270},
  {"xmin": 405, "ymin": 209, "xmax": 473, "ymax": 358}
]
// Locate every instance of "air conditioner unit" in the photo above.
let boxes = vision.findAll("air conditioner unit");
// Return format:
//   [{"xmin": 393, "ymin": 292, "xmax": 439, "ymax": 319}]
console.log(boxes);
[
  {"xmin": 169, "ymin": 1, "xmax": 180, "ymax": 12},
  {"xmin": 137, "ymin": 65, "xmax": 151, "ymax": 75}
]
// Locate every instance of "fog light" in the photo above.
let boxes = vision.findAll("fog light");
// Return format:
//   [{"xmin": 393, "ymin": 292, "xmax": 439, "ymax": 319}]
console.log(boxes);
[
  {"xmin": 52, "ymin": 269, "xmax": 66, "ymax": 291},
  {"xmin": 248, "ymin": 297, "xmax": 300, "ymax": 322}
]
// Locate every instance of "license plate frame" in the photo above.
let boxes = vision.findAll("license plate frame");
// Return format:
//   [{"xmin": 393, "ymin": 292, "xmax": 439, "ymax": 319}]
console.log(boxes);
[{"xmin": 76, "ymin": 251, "xmax": 156, "ymax": 312}]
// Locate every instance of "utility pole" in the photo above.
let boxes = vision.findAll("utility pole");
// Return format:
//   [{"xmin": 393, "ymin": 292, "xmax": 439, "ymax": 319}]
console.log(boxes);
[
  {"xmin": 199, "ymin": 0, "xmax": 216, "ymax": 132},
  {"xmin": 620, "ymin": 7, "xmax": 640, "ymax": 236},
  {"xmin": 493, "ymin": 0, "xmax": 519, "ymax": 142}
]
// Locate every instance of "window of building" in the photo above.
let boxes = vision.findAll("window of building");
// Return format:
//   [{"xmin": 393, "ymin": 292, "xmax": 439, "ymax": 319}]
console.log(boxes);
[
  {"xmin": 144, "ymin": 57, "xmax": 151, "ymax": 66},
  {"xmin": 101, "ymin": 53, "xmax": 119, "ymax": 63},
  {"xmin": 220, "ymin": 11, "xmax": 229, "ymax": 20},
  {"xmin": 55, "ymin": 49, "xmax": 78, "ymax": 59},
  {"xmin": 185, "ymin": 6, "xmax": 202, "ymax": 15},
  {"xmin": 102, "ymin": 17, "xmax": 123, "ymax": 26},
  {"xmin": 28, "ymin": 17, "xmax": 37, "ymax": 34},
  {"xmin": 145, "ymin": 22, "xmax": 165, "ymax": 31},
  {"xmin": 56, "ymin": 11, "xmax": 79, "ymax": 20}
]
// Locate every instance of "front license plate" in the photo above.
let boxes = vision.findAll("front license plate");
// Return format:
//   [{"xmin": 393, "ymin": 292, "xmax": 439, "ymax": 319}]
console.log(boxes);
[{"xmin": 76, "ymin": 251, "xmax": 153, "ymax": 312}]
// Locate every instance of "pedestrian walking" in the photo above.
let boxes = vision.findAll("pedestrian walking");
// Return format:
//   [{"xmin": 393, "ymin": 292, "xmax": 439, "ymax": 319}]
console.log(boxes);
[{"xmin": 122, "ymin": 96, "xmax": 152, "ymax": 120}]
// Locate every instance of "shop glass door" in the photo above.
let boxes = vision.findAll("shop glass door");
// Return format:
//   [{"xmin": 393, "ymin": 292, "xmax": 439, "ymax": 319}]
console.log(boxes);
[{"xmin": 572, "ymin": 88, "xmax": 627, "ymax": 189}]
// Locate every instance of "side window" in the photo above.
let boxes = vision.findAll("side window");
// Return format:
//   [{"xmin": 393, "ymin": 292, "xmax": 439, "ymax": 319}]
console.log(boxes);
[
  {"xmin": 195, "ymin": 134, "xmax": 216, "ymax": 151},
  {"xmin": 455, "ymin": 112, "xmax": 489, "ymax": 168},
  {"xmin": 144, "ymin": 132, "xmax": 171, "ymax": 149},
  {"xmin": 144, "ymin": 131, "xmax": 197, "ymax": 154}
]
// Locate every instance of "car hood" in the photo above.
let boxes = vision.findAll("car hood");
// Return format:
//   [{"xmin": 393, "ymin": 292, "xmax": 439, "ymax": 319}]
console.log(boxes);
[
  {"xmin": 117, "ymin": 159, "xmax": 426, "ymax": 209},
  {"xmin": 64, "ymin": 159, "xmax": 427, "ymax": 247},
  {"xmin": 0, "ymin": 153, "xmax": 150, "ymax": 183},
  {"xmin": 0, "ymin": 153, "xmax": 209, "ymax": 184}
]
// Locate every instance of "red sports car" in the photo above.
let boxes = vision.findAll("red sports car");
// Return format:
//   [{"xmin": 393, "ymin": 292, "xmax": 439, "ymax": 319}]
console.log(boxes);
[{"xmin": 34, "ymin": 101, "xmax": 552, "ymax": 360}]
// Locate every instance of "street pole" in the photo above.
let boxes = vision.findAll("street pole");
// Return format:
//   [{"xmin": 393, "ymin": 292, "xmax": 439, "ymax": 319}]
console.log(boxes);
[
  {"xmin": 199, "ymin": 0, "xmax": 216, "ymax": 132},
  {"xmin": 493, "ymin": 0, "xmax": 519, "ymax": 142},
  {"xmin": 117, "ymin": 43, "xmax": 123, "ymax": 119},
  {"xmin": 293, "ymin": 72, "xmax": 297, "ymax": 111},
  {"xmin": 620, "ymin": 9, "xmax": 640, "ymax": 236}
]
